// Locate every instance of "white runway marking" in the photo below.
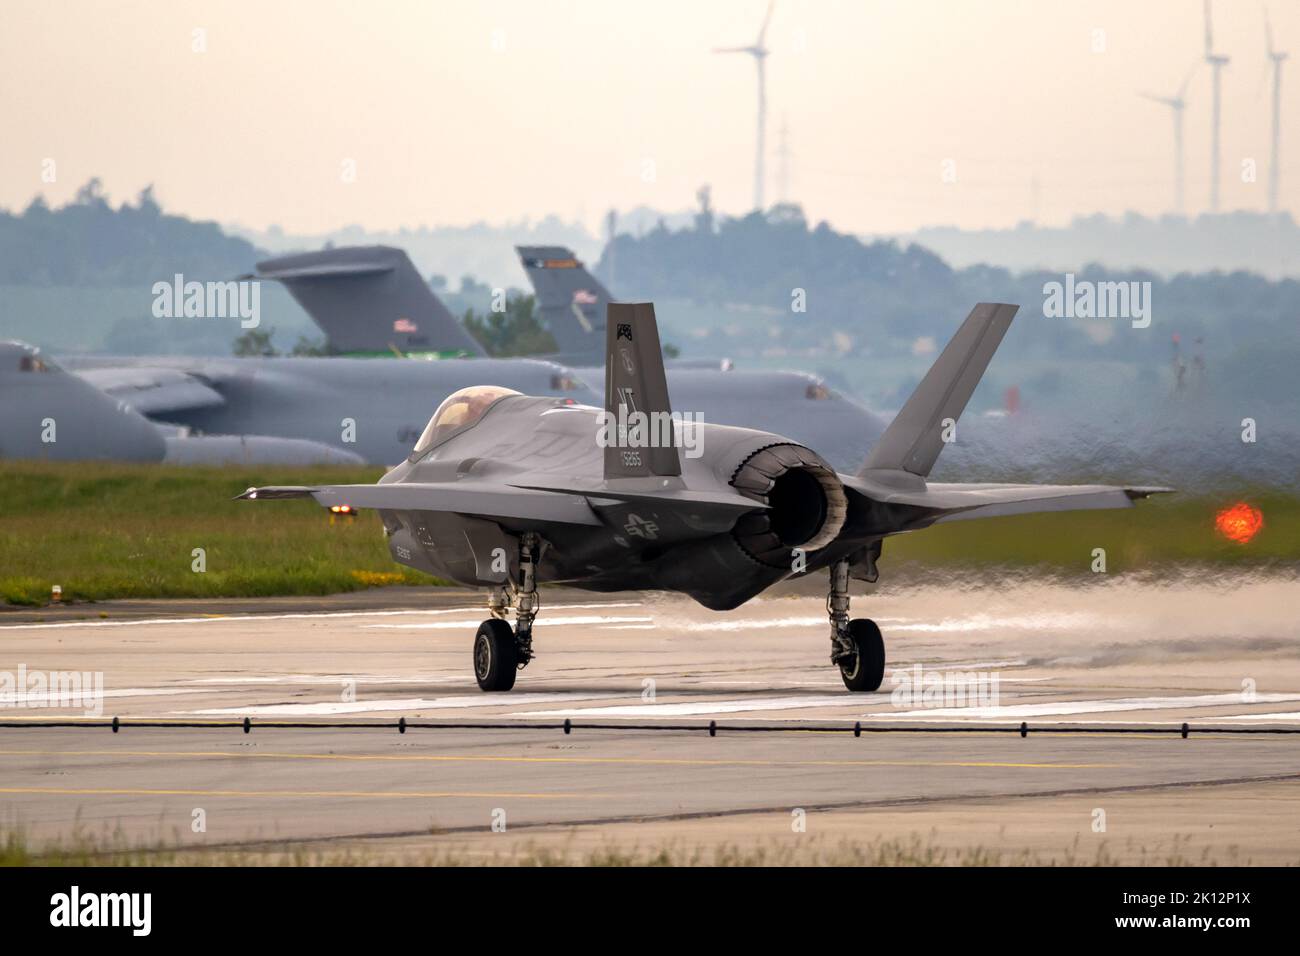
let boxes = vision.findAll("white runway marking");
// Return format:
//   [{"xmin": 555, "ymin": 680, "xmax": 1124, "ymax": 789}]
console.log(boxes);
[
  {"xmin": 188, "ymin": 691, "xmax": 618, "ymax": 717},
  {"xmin": 678, "ymin": 616, "xmax": 824, "ymax": 632},
  {"xmin": 1215, "ymin": 711, "xmax": 1300, "ymax": 722},
  {"xmin": 182, "ymin": 674, "xmax": 463, "ymax": 685},
  {"xmin": 883, "ymin": 612, "xmax": 1106, "ymax": 633},
  {"xmin": 0, "ymin": 602, "xmax": 644, "ymax": 632},
  {"xmin": 510, "ymin": 695, "xmax": 878, "ymax": 718},
  {"xmin": 653, "ymin": 611, "xmax": 1099, "ymax": 636},
  {"xmin": 363, "ymin": 615, "xmax": 653, "ymax": 630},
  {"xmin": 866, "ymin": 692, "xmax": 1300, "ymax": 721},
  {"xmin": 1, "ymin": 688, "xmax": 216, "ymax": 705}
]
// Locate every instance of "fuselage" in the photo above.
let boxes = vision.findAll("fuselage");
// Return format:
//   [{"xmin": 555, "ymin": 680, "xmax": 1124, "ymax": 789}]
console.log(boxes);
[{"xmin": 375, "ymin": 394, "xmax": 855, "ymax": 610}]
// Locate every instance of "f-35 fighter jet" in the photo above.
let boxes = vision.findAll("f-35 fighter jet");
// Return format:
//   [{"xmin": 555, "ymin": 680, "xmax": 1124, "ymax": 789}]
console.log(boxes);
[{"xmin": 240, "ymin": 302, "xmax": 1166, "ymax": 692}]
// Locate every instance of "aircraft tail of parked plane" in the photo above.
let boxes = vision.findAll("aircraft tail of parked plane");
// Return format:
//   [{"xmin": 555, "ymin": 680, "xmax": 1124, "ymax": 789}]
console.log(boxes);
[
  {"xmin": 249, "ymin": 246, "xmax": 486, "ymax": 358},
  {"xmin": 516, "ymin": 245, "xmax": 611, "ymax": 364}
]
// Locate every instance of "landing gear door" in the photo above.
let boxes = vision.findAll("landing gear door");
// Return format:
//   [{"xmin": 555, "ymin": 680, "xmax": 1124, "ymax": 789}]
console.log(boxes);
[{"xmin": 462, "ymin": 518, "xmax": 517, "ymax": 585}]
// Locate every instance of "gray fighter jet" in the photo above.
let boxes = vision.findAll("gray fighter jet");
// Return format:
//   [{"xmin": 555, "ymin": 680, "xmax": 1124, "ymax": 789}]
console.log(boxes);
[{"xmin": 239, "ymin": 302, "xmax": 1167, "ymax": 692}]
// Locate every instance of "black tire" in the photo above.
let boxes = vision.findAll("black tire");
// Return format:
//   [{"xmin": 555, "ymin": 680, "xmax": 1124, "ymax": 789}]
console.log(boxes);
[
  {"xmin": 839, "ymin": 618, "xmax": 886, "ymax": 692},
  {"xmin": 474, "ymin": 619, "xmax": 518, "ymax": 691}
]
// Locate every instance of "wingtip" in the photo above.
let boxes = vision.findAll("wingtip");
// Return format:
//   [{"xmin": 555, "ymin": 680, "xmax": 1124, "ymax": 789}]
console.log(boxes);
[
  {"xmin": 1125, "ymin": 486, "xmax": 1176, "ymax": 500},
  {"xmin": 233, "ymin": 485, "xmax": 319, "ymax": 501}
]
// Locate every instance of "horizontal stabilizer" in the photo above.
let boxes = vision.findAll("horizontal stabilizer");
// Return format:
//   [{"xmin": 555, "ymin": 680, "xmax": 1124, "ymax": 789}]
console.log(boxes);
[{"xmin": 926, "ymin": 483, "xmax": 1172, "ymax": 523}]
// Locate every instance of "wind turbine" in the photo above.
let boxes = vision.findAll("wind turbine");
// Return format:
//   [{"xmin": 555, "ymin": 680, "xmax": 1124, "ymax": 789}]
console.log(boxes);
[
  {"xmin": 775, "ymin": 116, "xmax": 792, "ymax": 203},
  {"xmin": 1204, "ymin": 0, "xmax": 1230, "ymax": 213},
  {"xmin": 714, "ymin": 0, "xmax": 775, "ymax": 211},
  {"xmin": 1139, "ymin": 65, "xmax": 1196, "ymax": 215},
  {"xmin": 1265, "ymin": 7, "xmax": 1288, "ymax": 214}
]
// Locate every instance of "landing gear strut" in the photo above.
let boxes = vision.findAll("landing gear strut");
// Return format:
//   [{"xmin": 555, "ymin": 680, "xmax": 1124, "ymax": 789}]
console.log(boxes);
[
  {"xmin": 828, "ymin": 558, "xmax": 885, "ymax": 692},
  {"xmin": 474, "ymin": 532, "xmax": 540, "ymax": 691}
]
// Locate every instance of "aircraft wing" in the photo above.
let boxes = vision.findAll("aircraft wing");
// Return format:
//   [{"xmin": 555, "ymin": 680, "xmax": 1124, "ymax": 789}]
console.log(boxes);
[
  {"xmin": 842, "ymin": 473, "xmax": 1171, "ymax": 530},
  {"xmin": 237, "ymin": 482, "xmax": 603, "ymax": 526},
  {"xmin": 76, "ymin": 365, "xmax": 226, "ymax": 416}
]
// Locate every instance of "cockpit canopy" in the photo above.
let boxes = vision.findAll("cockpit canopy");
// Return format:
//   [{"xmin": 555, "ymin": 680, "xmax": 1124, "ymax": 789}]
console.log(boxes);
[
  {"xmin": 412, "ymin": 385, "xmax": 520, "ymax": 455},
  {"xmin": 1, "ymin": 341, "xmax": 58, "ymax": 373}
]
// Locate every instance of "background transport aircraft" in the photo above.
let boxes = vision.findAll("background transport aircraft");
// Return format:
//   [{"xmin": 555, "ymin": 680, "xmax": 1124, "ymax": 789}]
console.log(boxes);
[
  {"xmin": 254, "ymin": 243, "xmax": 888, "ymax": 469},
  {"xmin": 29, "ymin": 241, "xmax": 880, "ymax": 468},
  {"xmin": 240, "ymin": 301, "xmax": 1166, "ymax": 692},
  {"xmin": 1, "ymin": 341, "xmax": 362, "ymax": 464},
  {"xmin": 63, "ymin": 353, "xmax": 595, "ymax": 466},
  {"xmin": 36, "ymin": 242, "xmax": 598, "ymax": 465}
]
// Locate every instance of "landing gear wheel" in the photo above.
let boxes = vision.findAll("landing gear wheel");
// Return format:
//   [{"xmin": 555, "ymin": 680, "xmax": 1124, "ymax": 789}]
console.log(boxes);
[
  {"xmin": 474, "ymin": 619, "xmax": 518, "ymax": 691},
  {"xmin": 839, "ymin": 618, "xmax": 885, "ymax": 692}
]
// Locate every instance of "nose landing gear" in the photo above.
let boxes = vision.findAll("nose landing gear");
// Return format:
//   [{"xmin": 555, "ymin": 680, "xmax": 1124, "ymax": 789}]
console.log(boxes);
[{"xmin": 473, "ymin": 532, "xmax": 540, "ymax": 692}]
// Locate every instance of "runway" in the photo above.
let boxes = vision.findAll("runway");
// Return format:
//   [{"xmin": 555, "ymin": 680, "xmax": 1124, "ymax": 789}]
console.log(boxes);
[{"xmin": 2, "ymin": 573, "xmax": 1298, "ymax": 863}]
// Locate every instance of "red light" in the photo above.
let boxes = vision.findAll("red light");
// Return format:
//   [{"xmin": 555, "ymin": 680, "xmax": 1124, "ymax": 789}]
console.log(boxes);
[{"xmin": 1215, "ymin": 502, "xmax": 1263, "ymax": 544}]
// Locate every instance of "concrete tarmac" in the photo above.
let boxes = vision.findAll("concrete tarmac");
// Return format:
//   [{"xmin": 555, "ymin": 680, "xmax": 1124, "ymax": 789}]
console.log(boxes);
[{"xmin": 1, "ymin": 573, "xmax": 1297, "ymax": 863}]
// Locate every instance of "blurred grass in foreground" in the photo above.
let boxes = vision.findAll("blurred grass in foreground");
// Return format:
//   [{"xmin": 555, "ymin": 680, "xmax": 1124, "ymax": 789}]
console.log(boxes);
[
  {"xmin": 0, "ymin": 826, "xmax": 1269, "ymax": 866},
  {"xmin": 1, "ymin": 461, "xmax": 1295, "ymax": 605}
]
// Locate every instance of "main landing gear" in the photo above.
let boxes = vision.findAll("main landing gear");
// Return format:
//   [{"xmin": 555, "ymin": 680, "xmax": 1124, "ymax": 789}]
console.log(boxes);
[
  {"xmin": 474, "ymin": 532, "xmax": 539, "ymax": 691},
  {"xmin": 828, "ymin": 558, "xmax": 885, "ymax": 692}
]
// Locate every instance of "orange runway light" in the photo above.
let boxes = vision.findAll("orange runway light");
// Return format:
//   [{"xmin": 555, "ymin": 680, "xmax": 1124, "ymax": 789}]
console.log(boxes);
[{"xmin": 1215, "ymin": 502, "xmax": 1263, "ymax": 544}]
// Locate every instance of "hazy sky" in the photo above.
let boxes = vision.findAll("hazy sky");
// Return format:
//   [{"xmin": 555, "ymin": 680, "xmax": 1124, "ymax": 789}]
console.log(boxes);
[{"xmin": 2, "ymin": 0, "xmax": 1297, "ymax": 235}]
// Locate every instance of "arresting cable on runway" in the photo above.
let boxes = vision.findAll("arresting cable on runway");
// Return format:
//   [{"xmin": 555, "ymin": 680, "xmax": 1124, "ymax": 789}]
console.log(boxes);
[{"xmin": 0, "ymin": 717, "xmax": 1298, "ymax": 738}]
